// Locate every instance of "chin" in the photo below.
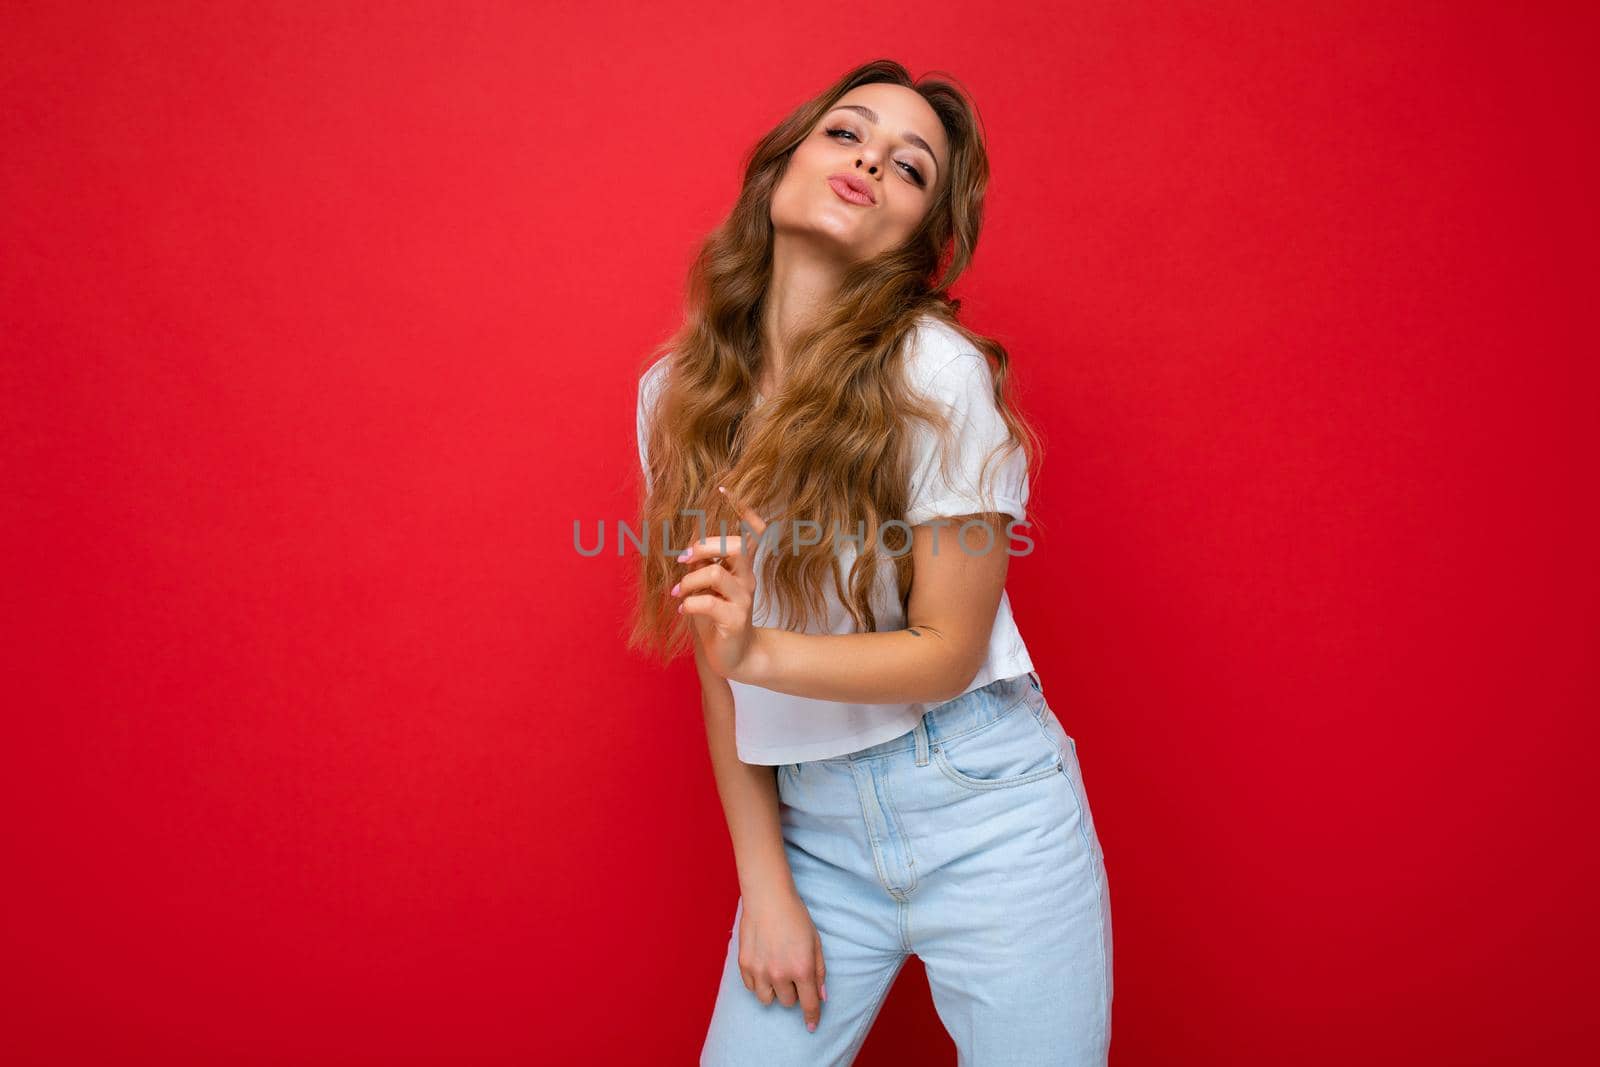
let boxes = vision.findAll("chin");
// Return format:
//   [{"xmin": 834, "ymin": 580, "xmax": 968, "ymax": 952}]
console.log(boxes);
[{"xmin": 810, "ymin": 225, "xmax": 873, "ymax": 260}]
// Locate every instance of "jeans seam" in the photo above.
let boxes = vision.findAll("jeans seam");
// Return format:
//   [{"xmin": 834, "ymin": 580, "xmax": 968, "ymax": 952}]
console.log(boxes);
[
  {"xmin": 839, "ymin": 954, "xmax": 908, "ymax": 1065},
  {"xmin": 849, "ymin": 764, "xmax": 900, "ymax": 901},
  {"xmin": 933, "ymin": 745, "xmax": 1063, "ymax": 791},
  {"xmin": 1058, "ymin": 740, "xmax": 1110, "ymax": 1038},
  {"xmin": 931, "ymin": 694, "xmax": 1064, "ymax": 791},
  {"xmin": 879, "ymin": 768, "xmax": 917, "ymax": 900}
]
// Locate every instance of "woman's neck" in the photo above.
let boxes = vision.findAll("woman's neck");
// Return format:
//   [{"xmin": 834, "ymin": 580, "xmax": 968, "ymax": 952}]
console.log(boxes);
[{"xmin": 760, "ymin": 238, "xmax": 848, "ymax": 399}]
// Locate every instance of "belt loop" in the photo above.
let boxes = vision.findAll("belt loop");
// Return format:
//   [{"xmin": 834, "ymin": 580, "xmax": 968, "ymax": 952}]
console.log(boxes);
[{"xmin": 913, "ymin": 714, "xmax": 930, "ymax": 766}]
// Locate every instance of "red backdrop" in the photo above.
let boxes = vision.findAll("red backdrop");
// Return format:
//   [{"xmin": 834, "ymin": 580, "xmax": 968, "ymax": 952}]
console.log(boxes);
[{"xmin": 3, "ymin": 2, "xmax": 1594, "ymax": 1063}]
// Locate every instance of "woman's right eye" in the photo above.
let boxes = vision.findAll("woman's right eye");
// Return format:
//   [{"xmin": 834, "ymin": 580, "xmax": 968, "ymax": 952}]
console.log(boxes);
[{"xmin": 825, "ymin": 127, "xmax": 858, "ymax": 142}]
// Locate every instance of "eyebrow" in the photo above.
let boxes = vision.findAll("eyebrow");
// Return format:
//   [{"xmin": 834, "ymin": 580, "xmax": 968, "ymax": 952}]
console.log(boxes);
[{"xmin": 828, "ymin": 105, "xmax": 940, "ymax": 182}]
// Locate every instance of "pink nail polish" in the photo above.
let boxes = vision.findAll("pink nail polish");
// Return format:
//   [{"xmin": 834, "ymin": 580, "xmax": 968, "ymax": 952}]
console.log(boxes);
[{"xmin": 670, "ymin": 582, "xmax": 680, "ymax": 596}]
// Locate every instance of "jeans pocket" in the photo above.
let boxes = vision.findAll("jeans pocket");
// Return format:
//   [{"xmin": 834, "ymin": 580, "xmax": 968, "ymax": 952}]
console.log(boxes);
[
  {"xmin": 1036, "ymin": 705, "xmax": 1106, "ymax": 867},
  {"xmin": 931, "ymin": 699, "xmax": 1064, "ymax": 791}
]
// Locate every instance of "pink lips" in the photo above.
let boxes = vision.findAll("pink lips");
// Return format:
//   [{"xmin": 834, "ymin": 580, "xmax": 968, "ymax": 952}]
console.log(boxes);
[{"xmin": 827, "ymin": 174, "xmax": 875, "ymax": 206}]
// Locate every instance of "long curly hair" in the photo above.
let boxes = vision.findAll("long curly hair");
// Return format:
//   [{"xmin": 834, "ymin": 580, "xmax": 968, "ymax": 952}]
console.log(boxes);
[{"xmin": 628, "ymin": 58, "xmax": 1043, "ymax": 665}]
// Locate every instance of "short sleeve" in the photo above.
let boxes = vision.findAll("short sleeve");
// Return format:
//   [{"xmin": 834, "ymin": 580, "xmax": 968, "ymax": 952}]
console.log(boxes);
[
  {"xmin": 903, "ymin": 352, "xmax": 1029, "ymax": 527},
  {"xmin": 636, "ymin": 356, "xmax": 669, "ymax": 491}
]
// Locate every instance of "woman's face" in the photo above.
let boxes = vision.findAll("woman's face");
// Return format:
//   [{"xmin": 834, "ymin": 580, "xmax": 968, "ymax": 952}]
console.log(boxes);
[{"xmin": 770, "ymin": 82, "xmax": 950, "ymax": 265}]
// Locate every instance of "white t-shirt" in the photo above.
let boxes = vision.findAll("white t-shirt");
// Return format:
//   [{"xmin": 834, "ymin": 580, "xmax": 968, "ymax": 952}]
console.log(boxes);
[{"xmin": 636, "ymin": 314, "xmax": 1035, "ymax": 764}]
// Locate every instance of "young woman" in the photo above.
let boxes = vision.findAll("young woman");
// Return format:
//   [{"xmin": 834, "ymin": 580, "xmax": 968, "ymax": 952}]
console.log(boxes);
[{"xmin": 630, "ymin": 59, "xmax": 1113, "ymax": 1065}]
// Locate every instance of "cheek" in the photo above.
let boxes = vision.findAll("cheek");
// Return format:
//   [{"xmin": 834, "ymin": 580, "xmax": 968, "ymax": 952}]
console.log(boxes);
[
  {"xmin": 777, "ymin": 147, "xmax": 825, "ymax": 197},
  {"xmin": 774, "ymin": 167, "xmax": 813, "ymax": 211},
  {"xmin": 888, "ymin": 196, "xmax": 928, "ymax": 231},
  {"xmin": 787, "ymin": 139, "xmax": 829, "ymax": 173}
]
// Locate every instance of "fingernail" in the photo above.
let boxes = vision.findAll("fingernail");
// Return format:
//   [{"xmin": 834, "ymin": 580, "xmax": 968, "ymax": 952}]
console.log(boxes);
[
  {"xmin": 821, "ymin": 983, "xmax": 827, "ymax": 1002},
  {"xmin": 807, "ymin": 1021, "xmax": 817, "ymax": 1033},
  {"xmin": 677, "ymin": 602, "xmax": 684, "ymax": 613},
  {"xmin": 718, "ymin": 485, "xmax": 726, "ymax": 494},
  {"xmin": 677, "ymin": 549, "xmax": 691, "ymax": 562},
  {"xmin": 670, "ymin": 582, "xmax": 680, "ymax": 596}
]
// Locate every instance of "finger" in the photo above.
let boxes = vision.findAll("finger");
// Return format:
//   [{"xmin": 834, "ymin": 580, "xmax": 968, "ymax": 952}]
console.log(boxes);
[
  {"xmin": 681, "ymin": 556, "xmax": 729, "ymax": 590},
  {"xmin": 678, "ymin": 534, "xmax": 745, "ymax": 566},
  {"xmin": 676, "ymin": 561, "xmax": 727, "ymax": 593},
  {"xmin": 794, "ymin": 972, "xmax": 822, "ymax": 1032},
  {"xmin": 815, "ymin": 930, "xmax": 827, "ymax": 1003},
  {"xmin": 716, "ymin": 486, "xmax": 768, "ymax": 583},
  {"xmin": 679, "ymin": 594, "xmax": 745, "ymax": 630},
  {"xmin": 718, "ymin": 484, "xmax": 769, "ymax": 538},
  {"xmin": 675, "ymin": 561, "xmax": 741, "ymax": 602},
  {"xmin": 774, "ymin": 977, "xmax": 799, "ymax": 1009},
  {"xmin": 681, "ymin": 526, "xmax": 752, "ymax": 584}
]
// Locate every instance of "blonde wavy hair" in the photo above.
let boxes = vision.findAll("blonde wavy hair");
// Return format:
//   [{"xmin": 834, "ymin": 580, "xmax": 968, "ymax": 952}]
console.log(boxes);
[{"xmin": 628, "ymin": 58, "xmax": 1044, "ymax": 665}]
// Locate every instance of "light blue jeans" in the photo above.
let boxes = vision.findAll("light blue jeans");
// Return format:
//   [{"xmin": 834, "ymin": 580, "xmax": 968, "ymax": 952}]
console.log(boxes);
[{"xmin": 700, "ymin": 671, "xmax": 1113, "ymax": 1065}]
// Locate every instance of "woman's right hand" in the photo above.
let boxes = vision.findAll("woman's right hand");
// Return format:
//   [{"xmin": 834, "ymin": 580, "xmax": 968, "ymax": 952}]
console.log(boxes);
[
  {"xmin": 675, "ymin": 486, "xmax": 767, "ymax": 681},
  {"xmin": 736, "ymin": 886, "xmax": 828, "ymax": 1033}
]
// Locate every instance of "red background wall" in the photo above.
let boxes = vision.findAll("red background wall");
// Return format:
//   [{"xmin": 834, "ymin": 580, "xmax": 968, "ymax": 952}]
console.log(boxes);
[{"xmin": 3, "ymin": 2, "xmax": 1594, "ymax": 1063}]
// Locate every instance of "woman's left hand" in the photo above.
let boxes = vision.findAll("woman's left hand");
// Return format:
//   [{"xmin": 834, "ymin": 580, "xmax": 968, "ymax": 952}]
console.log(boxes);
[{"xmin": 674, "ymin": 486, "xmax": 768, "ymax": 679}]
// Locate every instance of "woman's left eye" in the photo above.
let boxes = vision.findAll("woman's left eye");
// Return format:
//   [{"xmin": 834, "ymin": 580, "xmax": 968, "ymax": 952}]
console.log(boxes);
[{"xmin": 824, "ymin": 127, "xmax": 927, "ymax": 188}]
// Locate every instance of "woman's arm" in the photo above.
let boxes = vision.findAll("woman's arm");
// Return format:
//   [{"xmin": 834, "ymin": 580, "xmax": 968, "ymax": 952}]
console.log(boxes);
[
  {"xmin": 729, "ymin": 515, "xmax": 1013, "ymax": 706},
  {"xmin": 693, "ymin": 622, "xmax": 830, "ymax": 1030},
  {"xmin": 693, "ymin": 625, "xmax": 798, "ymax": 900}
]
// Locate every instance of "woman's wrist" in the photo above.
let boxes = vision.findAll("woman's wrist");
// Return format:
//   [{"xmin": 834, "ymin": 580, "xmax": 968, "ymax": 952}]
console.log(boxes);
[
  {"xmin": 738, "ymin": 862, "xmax": 801, "ymax": 904},
  {"xmin": 729, "ymin": 627, "xmax": 775, "ymax": 687}
]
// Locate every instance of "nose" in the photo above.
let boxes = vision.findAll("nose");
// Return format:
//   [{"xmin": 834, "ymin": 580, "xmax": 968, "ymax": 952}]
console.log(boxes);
[{"xmin": 853, "ymin": 145, "xmax": 885, "ymax": 179}]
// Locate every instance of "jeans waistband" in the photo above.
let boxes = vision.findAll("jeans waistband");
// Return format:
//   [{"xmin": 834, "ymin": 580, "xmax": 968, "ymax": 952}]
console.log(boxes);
[{"xmin": 820, "ymin": 671, "xmax": 1043, "ymax": 766}]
